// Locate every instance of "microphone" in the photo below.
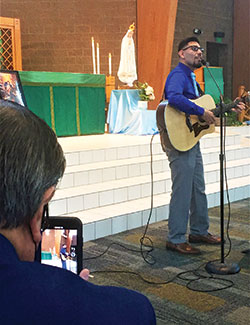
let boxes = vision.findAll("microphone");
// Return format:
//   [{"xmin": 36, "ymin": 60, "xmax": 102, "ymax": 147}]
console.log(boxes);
[{"xmin": 201, "ymin": 59, "xmax": 208, "ymax": 66}]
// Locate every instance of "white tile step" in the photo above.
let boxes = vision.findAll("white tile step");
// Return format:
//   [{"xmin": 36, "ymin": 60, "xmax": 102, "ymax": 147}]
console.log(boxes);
[
  {"xmin": 204, "ymin": 157, "xmax": 250, "ymax": 184},
  {"xmin": 59, "ymin": 131, "xmax": 242, "ymax": 167},
  {"xmin": 202, "ymin": 143, "xmax": 250, "ymax": 161},
  {"xmin": 53, "ymin": 170, "xmax": 172, "ymax": 201},
  {"xmin": 55, "ymin": 157, "xmax": 250, "ymax": 202},
  {"xmin": 62, "ymin": 176, "xmax": 250, "ymax": 226},
  {"xmin": 62, "ymin": 144, "xmax": 249, "ymax": 174},
  {"xmin": 59, "ymin": 154, "xmax": 166, "ymax": 189},
  {"xmin": 59, "ymin": 144, "xmax": 250, "ymax": 189},
  {"xmin": 59, "ymin": 134, "xmax": 161, "ymax": 166},
  {"xmin": 59, "ymin": 132, "xmax": 232, "ymax": 153},
  {"xmin": 63, "ymin": 152, "xmax": 165, "ymax": 173},
  {"xmin": 228, "ymin": 126, "xmax": 250, "ymax": 136},
  {"xmin": 58, "ymin": 133, "xmax": 160, "ymax": 152}
]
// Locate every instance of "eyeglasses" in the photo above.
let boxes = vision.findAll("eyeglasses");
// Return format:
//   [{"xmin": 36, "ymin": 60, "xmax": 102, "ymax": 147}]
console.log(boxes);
[
  {"xmin": 182, "ymin": 45, "xmax": 204, "ymax": 53},
  {"xmin": 41, "ymin": 204, "xmax": 49, "ymax": 232}
]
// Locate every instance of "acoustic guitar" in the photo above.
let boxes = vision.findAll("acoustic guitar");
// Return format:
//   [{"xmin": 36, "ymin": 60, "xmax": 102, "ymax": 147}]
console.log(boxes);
[{"xmin": 156, "ymin": 94, "xmax": 239, "ymax": 152}]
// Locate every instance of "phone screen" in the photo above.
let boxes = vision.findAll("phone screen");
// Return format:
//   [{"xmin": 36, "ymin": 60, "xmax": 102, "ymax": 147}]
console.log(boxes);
[{"xmin": 41, "ymin": 227, "xmax": 79, "ymax": 274}]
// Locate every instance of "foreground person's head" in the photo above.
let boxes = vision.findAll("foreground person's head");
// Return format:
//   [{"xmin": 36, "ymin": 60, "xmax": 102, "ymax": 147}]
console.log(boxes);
[{"xmin": 0, "ymin": 100, "xmax": 65, "ymax": 260}]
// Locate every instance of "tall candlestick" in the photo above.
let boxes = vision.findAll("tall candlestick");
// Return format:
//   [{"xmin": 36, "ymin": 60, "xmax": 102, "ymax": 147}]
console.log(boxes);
[
  {"xmin": 92, "ymin": 37, "xmax": 96, "ymax": 74},
  {"xmin": 96, "ymin": 42, "xmax": 100, "ymax": 74},
  {"xmin": 109, "ymin": 53, "xmax": 112, "ymax": 75}
]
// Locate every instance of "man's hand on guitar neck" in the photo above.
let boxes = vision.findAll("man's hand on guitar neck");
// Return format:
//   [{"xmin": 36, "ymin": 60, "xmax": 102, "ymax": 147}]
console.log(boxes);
[
  {"xmin": 232, "ymin": 98, "xmax": 245, "ymax": 113},
  {"xmin": 200, "ymin": 98, "xmax": 245, "ymax": 123},
  {"xmin": 201, "ymin": 109, "xmax": 216, "ymax": 124}
]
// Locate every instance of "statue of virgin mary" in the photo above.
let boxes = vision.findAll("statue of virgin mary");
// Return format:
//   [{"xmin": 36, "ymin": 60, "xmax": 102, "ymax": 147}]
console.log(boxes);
[{"xmin": 117, "ymin": 23, "xmax": 137, "ymax": 87}]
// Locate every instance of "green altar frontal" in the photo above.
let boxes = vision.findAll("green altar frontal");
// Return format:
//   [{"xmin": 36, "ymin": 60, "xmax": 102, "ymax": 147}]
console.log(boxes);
[{"xmin": 19, "ymin": 71, "xmax": 106, "ymax": 136}]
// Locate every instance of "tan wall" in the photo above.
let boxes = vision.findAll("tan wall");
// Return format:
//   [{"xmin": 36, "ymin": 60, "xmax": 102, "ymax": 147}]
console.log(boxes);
[
  {"xmin": 1, "ymin": 0, "xmax": 244, "ymax": 100},
  {"xmin": 233, "ymin": 0, "xmax": 250, "ymax": 98},
  {"xmin": 1, "ymin": 0, "xmax": 136, "ymax": 79},
  {"xmin": 172, "ymin": 0, "xmax": 235, "ymax": 98}
]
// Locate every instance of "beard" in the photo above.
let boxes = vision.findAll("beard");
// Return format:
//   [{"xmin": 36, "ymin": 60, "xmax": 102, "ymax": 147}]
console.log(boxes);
[{"xmin": 193, "ymin": 60, "xmax": 202, "ymax": 69}]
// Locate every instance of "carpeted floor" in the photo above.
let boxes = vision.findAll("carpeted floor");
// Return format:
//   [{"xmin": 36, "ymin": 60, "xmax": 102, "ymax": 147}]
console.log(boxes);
[{"xmin": 83, "ymin": 198, "xmax": 250, "ymax": 324}]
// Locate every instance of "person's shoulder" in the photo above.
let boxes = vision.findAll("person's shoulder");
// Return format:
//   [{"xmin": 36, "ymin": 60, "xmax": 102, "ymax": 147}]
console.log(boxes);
[
  {"xmin": 18, "ymin": 260, "xmax": 150, "ymax": 303},
  {"xmin": 0, "ymin": 261, "xmax": 86, "ymax": 323},
  {"xmin": 16, "ymin": 259, "xmax": 85, "ymax": 291},
  {"xmin": 166, "ymin": 65, "xmax": 187, "ymax": 83},
  {"xmin": 25, "ymin": 263, "xmax": 156, "ymax": 323},
  {"xmin": 1, "ymin": 261, "xmax": 156, "ymax": 324}
]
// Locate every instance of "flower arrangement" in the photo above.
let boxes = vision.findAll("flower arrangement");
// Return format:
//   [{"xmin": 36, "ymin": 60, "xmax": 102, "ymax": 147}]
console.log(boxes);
[{"xmin": 136, "ymin": 81, "xmax": 155, "ymax": 101}]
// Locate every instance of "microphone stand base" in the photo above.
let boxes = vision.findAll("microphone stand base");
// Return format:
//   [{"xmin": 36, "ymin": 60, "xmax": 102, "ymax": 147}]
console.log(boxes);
[{"xmin": 205, "ymin": 261, "xmax": 241, "ymax": 275}]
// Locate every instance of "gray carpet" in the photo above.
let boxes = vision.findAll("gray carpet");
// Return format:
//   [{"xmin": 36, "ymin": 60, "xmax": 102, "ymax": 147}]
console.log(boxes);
[{"xmin": 83, "ymin": 198, "xmax": 250, "ymax": 324}]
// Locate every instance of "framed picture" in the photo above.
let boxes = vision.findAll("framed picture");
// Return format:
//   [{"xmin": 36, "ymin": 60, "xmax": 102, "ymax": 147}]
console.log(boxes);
[{"xmin": 0, "ymin": 70, "xmax": 27, "ymax": 107}]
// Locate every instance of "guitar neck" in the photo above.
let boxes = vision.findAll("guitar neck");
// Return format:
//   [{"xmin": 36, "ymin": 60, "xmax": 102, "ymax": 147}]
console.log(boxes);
[{"xmin": 211, "ymin": 101, "xmax": 238, "ymax": 117}]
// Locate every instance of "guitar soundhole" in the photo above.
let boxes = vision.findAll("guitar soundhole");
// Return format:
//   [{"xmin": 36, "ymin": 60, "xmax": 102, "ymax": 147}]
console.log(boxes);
[{"xmin": 192, "ymin": 122, "xmax": 209, "ymax": 137}]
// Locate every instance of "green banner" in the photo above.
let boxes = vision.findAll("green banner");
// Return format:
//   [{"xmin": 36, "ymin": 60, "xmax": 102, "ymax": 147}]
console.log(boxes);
[
  {"xmin": 19, "ymin": 71, "xmax": 105, "ymax": 87},
  {"xmin": 20, "ymin": 71, "xmax": 106, "ymax": 136},
  {"xmin": 79, "ymin": 87, "xmax": 105, "ymax": 135}
]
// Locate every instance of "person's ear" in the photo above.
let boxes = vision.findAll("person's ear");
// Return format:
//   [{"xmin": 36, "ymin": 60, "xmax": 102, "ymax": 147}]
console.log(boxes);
[
  {"xmin": 29, "ymin": 186, "xmax": 55, "ymax": 245},
  {"xmin": 29, "ymin": 208, "xmax": 43, "ymax": 246},
  {"xmin": 178, "ymin": 50, "xmax": 185, "ymax": 59}
]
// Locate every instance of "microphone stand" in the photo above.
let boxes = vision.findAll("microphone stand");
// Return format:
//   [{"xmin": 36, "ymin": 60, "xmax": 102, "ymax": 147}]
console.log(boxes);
[{"xmin": 202, "ymin": 60, "xmax": 240, "ymax": 275}]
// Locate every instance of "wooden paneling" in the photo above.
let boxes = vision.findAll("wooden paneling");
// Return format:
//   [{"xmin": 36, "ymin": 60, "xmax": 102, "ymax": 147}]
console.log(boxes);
[
  {"xmin": 0, "ymin": 17, "xmax": 22, "ymax": 70},
  {"xmin": 233, "ymin": 0, "xmax": 250, "ymax": 98},
  {"xmin": 137, "ymin": 0, "xmax": 178, "ymax": 109}
]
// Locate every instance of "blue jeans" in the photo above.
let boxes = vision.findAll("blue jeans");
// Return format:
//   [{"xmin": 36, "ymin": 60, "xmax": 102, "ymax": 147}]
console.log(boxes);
[{"xmin": 166, "ymin": 142, "xmax": 209, "ymax": 244}]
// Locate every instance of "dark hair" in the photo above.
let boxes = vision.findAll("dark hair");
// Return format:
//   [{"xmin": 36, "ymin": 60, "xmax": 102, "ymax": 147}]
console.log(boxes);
[
  {"xmin": 0, "ymin": 100, "xmax": 66, "ymax": 229},
  {"xmin": 178, "ymin": 37, "xmax": 200, "ymax": 52}
]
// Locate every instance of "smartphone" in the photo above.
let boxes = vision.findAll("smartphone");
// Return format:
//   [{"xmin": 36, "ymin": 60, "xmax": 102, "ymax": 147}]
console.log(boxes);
[{"xmin": 40, "ymin": 217, "xmax": 83, "ymax": 275}]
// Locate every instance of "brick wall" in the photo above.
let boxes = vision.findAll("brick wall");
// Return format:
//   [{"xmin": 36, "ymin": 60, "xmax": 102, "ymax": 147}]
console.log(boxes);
[
  {"xmin": 1, "ymin": 0, "xmax": 234, "ymax": 97},
  {"xmin": 1, "ymin": 0, "xmax": 136, "ymax": 78}
]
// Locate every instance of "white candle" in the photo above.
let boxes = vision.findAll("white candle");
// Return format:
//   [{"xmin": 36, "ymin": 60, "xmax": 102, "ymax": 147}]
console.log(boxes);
[
  {"xmin": 97, "ymin": 43, "xmax": 100, "ymax": 74},
  {"xmin": 92, "ymin": 37, "xmax": 96, "ymax": 74},
  {"xmin": 109, "ymin": 53, "xmax": 112, "ymax": 75}
]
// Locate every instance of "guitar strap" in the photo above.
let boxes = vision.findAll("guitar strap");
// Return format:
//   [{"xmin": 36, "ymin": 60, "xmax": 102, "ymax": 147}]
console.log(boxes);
[
  {"xmin": 184, "ymin": 82, "xmax": 205, "ymax": 132},
  {"xmin": 160, "ymin": 86, "xmax": 166, "ymax": 103},
  {"xmin": 197, "ymin": 83, "xmax": 205, "ymax": 96}
]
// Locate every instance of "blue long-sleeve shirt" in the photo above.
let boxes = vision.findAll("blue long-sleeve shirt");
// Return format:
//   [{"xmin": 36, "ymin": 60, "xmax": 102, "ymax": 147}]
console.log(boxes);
[{"xmin": 164, "ymin": 62, "xmax": 204, "ymax": 116}]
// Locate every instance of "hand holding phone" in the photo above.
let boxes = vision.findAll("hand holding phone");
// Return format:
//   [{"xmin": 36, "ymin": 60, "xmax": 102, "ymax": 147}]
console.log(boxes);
[{"xmin": 80, "ymin": 268, "xmax": 91, "ymax": 280}]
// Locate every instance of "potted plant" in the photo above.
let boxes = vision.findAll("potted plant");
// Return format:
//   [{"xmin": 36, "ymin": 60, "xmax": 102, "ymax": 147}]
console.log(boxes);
[{"xmin": 136, "ymin": 81, "xmax": 155, "ymax": 109}]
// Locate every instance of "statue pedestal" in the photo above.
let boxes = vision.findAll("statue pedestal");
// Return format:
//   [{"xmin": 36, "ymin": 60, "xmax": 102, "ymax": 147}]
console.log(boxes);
[{"xmin": 106, "ymin": 75, "xmax": 115, "ymax": 103}]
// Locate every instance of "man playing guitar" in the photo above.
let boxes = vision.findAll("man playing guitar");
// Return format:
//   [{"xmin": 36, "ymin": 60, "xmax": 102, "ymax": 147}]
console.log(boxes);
[{"xmin": 157, "ymin": 36, "xmax": 244, "ymax": 254}]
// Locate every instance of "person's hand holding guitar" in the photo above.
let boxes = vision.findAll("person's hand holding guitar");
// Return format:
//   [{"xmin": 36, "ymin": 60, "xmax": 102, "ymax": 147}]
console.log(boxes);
[
  {"xmin": 232, "ymin": 98, "xmax": 245, "ymax": 113},
  {"xmin": 201, "ymin": 109, "xmax": 216, "ymax": 124},
  {"xmin": 201, "ymin": 97, "xmax": 245, "ymax": 125}
]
